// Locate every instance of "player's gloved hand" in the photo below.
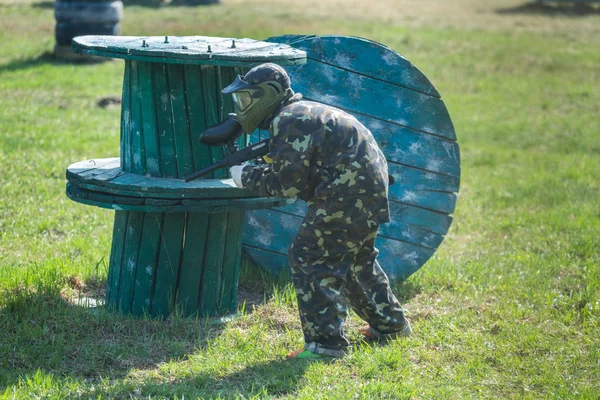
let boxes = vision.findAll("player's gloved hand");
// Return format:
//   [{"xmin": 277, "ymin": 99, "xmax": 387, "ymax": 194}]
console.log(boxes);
[{"xmin": 230, "ymin": 164, "xmax": 247, "ymax": 188}]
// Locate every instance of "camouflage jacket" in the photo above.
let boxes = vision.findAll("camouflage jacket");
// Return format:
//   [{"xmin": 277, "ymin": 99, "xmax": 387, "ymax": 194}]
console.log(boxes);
[{"xmin": 242, "ymin": 97, "xmax": 390, "ymax": 225}]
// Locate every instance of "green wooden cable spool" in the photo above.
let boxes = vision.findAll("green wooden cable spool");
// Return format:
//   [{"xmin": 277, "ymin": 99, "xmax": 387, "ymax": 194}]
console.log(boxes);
[
  {"xmin": 242, "ymin": 35, "xmax": 460, "ymax": 281},
  {"xmin": 67, "ymin": 35, "xmax": 306, "ymax": 318}
]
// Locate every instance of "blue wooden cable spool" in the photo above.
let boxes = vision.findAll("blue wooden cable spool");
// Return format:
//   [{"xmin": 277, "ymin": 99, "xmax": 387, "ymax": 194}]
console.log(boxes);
[{"xmin": 242, "ymin": 35, "xmax": 460, "ymax": 281}]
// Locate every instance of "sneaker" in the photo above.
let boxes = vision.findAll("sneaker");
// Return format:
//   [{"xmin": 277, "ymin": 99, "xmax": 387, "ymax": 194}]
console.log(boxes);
[
  {"xmin": 286, "ymin": 349, "xmax": 325, "ymax": 360},
  {"xmin": 360, "ymin": 321, "xmax": 412, "ymax": 341}
]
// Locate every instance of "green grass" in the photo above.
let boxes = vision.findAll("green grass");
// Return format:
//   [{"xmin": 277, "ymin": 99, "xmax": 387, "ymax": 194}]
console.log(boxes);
[{"xmin": 1, "ymin": 0, "xmax": 599, "ymax": 398}]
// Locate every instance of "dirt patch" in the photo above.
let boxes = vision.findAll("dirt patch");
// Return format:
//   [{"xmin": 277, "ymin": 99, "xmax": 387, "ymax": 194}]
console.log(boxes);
[
  {"xmin": 97, "ymin": 96, "xmax": 121, "ymax": 109},
  {"xmin": 236, "ymin": 284, "xmax": 267, "ymax": 311}
]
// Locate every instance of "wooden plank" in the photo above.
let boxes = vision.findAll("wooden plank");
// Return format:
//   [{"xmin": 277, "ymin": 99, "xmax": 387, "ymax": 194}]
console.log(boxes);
[
  {"xmin": 132, "ymin": 213, "xmax": 162, "ymax": 315},
  {"xmin": 272, "ymin": 35, "xmax": 440, "ymax": 97},
  {"xmin": 139, "ymin": 62, "xmax": 161, "ymax": 176},
  {"xmin": 358, "ymin": 114, "xmax": 460, "ymax": 178},
  {"xmin": 130, "ymin": 61, "xmax": 146, "ymax": 174},
  {"xmin": 67, "ymin": 158, "xmax": 118, "ymax": 173},
  {"xmin": 242, "ymin": 246, "xmax": 290, "ymax": 277},
  {"xmin": 217, "ymin": 66, "xmax": 235, "ymax": 120},
  {"xmin": 151, "ymin": 212, "xmax": 185, "ymax": 318},
  {"xmin": 389, "ymin": 200, "xmax": 452, "ymax": 236},
  {"xmin": 266, "ymin": 34, "xmax": 317, "ymax": 46},
  {"xmin": 67, "ymin": 182, "xmax": 289, "ymax": 214},
  {"xmin": 379, "ymin": 220, "xmax": 444, "ymax": 250},
  {"xmin": 219, "ymin": 211, "xmax": 243, "ymax": 313},
  {"xmin": 200, "ymin": 65, "xmax": 225, "ymax": 177},
  {"xmin": 388, "ymin": 161, "xmax": 459, "ymax": 194},
  {"xmin": 243, "ymin": 210, "xmax": 302, "ymax": 255},
  {"xmin": 176, "ymin": 212, "xmax": 209, "ymax": 316},
  {"xmin": 117, "ymin": 211, "xmax": 144, "ymax": 314},
  {"xmin": 184, "ymin": 64, "xmax": 211, "ymax": 173},
  {"xmin": 144, "ymin": 198, "xmax": 180, "ymax": 207},
  {"xmin": 388, "ymin": 162, "xmax": 459, "ymax": 214},
  {"xmin": 244, "ymin": 233, "xmax": 436, "ymax": 282},
  {"xmin": 124, "ymin": 37, "xmax": 296, "ymax": 60},
  {"xmin": 153, "ymin": 63, "xmax": 178, "ymax": 178},
  {"xmin": 96, "ymin": 173, "xmax": 235, "ymax": 197},
  {"xmin": 198, "ymin": 213, "xmax": 228, "ymax": 316},
  {"xmin": 72, "ymin": 35, "xmax": 307, "ymax": 66},
  {"xmin": 270, "ymin": 196, "xmax": 452, "ymax": 237},
  {"xmin": 216, "ymin": 66, "xmax": 239, "ymax": 179},
  {"xmin": 289, "ymin": 62, "xmax": 455, "ymax": 140},
  {"xmin": 121, "ymin": 61, "xmax": 132, "ymax": 172},
  {"xmin": 210, "ymin": 66, "xmax": 230, "ymax": 179},
  {"xmin": 200, "ymin": 66, "xmax": 221, "ymax": 158},
  {"xmin": 66, "ymin": 182, "xmax": 145, "ymax": 207},
  {"xmin": 182, "ymin": 197, "xmax": 292, "ymax": 213},
  {"xmin": 375, "ymin": 236, "xmax": 436, "ymax": 281},
  {"xmin": 106, "ymin": 172, "xmax": 246, "ymax": 198},
  {"xmin": 79, "ymin": 167, "xmax": 123, "ymax": 186},
  {"xmin": 66, "ymin": 158, "xmax": 120, "ymax": 180},
  {"xmin": 243, "ymin": 203, "xmax": 447, "ymax": 253},
  {"xmin": 390, "ymin": 187, "xmax": 457, "ymax": 215},
  {"xmin": 78, "ymin": 53, "xmax": 306, "ymax": 68},
  {"xmin": 392, "ymin": 187, "xmax": 457, "ymax": 217},
  {"xmin": 106, "ymin": 211, "xmax": 129, "ymax": 307},
  {"xmin": 73, "ymin": 199, "xmax": 285, "ymax": 214},
  {"xmin": 168, "ymin": 64, "xmax": 195, "ymax": 178}
]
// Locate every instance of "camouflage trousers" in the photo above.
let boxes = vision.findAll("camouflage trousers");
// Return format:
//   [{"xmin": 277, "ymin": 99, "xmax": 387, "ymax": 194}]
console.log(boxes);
[{"xmin": 289, "ymin": 198, "xmax": 409, "ymax": 357}]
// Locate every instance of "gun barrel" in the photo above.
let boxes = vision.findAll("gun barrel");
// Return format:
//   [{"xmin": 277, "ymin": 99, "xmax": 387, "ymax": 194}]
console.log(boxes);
[
  {"xmin": 184, "ymin": 162, "xmax": 223, "ymax": 183},
  {"xmin": 184, "ymin": 138, "xmax": 271, "ymax": 183}
]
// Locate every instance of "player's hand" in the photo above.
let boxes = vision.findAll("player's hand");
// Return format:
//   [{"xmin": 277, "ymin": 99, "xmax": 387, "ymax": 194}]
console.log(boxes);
[{"xmin": 229, "ymin": 164, "xmax": 247, "ymax": 188}]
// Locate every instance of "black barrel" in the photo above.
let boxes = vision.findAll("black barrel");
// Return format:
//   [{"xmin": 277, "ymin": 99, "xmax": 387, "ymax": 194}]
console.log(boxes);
[
  {"xmin": 54, "ymin": 0, "xmax": 123, "ymax": 60},
  {"xmin": 172, "ymin": 0, "xmax": 220, "ymax": 5}
]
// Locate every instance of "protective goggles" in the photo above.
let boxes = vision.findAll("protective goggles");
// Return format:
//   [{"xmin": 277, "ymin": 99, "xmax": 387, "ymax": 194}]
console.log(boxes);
[
  {"xmin": 231, "ymin": 92, "xmax": 254, "ymax": 111},
  {"xmin": 222, "ymin": 75, "xmax": 264, "ymax": 112}
]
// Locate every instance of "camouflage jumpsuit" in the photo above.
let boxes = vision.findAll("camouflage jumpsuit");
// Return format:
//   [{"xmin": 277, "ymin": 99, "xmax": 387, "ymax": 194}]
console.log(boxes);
[{"xmin": 242, "ymin": 95, "xmax": 409, "ymax": 357}]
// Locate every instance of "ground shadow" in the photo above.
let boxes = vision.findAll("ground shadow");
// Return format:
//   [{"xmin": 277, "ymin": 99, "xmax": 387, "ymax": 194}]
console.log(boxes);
[
  {"xmin": 497, "ymin": 1, "xmax": 600, "ymax": 16},
  {"xmin": 30, "ymin": 0, "xmax": 221, "ymax": 9},
  {"xmin": 31, "ymin": 1, "xmax": 53, "ymax": 9},
  {"xmin": 102, "ymin": 357, "xmax": 313, "ymax": 397},
  {"xmin": 0, "ymin": 275, "xmax": 312, "ymax": 397},
  {"xmin": 0, "ymin": 285, "xmax": 228, "ymax": 389},
  {"xmin": 0, "ymin": 52, "xmax": 108, "ymax": 74}
]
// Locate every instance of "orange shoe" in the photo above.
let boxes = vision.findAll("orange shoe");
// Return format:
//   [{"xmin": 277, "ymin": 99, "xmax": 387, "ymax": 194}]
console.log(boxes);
[
  {"xmin": 359, "ymin": 326, "xmax": 374, "ymax": 338},
  {"xmin": 360, "ymin": 322, "xmax": 412, "ymax": 341}
]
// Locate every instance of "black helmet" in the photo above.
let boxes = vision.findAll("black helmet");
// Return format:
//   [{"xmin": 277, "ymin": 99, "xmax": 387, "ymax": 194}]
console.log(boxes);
[
  {"xmin": 243, "ymin": 63, "xmax": 291, "ymax": 90},
  {"xmin": 222, "ymin": 63, "xmax": 293, "ymax": 133}
]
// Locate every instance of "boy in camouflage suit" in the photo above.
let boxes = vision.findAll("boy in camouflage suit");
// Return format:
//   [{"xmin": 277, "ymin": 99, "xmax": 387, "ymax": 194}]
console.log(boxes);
[{"xmin": 223, "ymin": 63, "xmax": 411, "ymax": 359}]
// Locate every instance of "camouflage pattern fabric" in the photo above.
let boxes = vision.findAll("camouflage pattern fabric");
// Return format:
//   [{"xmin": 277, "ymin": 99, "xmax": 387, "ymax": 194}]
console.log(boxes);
[
  {"xmin": 242, "ymin": 98, "xmax": 409, "ymax": 356},
  {"xmin": 243, "ymin": 98, "xmax": 390, "ymax": 226}
]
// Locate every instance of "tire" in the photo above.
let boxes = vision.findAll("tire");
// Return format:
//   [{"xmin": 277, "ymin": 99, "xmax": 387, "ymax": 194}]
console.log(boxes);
[
  {"xmin": 54, "ymin": 0, "xmax": 122, "ymax": 57},
  {"xmin": 54, "ymin": 1, "xmax": 123, "ymax": 24},
  {"xmin": 55, "ymin": 22, "xmax": 120, "ymax": 46}
]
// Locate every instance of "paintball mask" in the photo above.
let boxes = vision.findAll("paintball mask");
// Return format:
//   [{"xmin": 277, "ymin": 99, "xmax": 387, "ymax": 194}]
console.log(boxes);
[{"xmin": 222, "ymin": 63, "xmax": 292, "ymax": 134}]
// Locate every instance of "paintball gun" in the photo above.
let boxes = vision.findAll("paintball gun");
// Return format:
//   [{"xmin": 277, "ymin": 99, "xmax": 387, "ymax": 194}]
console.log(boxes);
[{"xmin": 184, "ymin": 114, "xmax": 270, "ymax": 183}]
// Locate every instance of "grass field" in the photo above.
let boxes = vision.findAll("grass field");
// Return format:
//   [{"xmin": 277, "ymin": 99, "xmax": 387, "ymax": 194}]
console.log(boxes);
[{"xmin": 1, "ymin": 0, "xmax": 599, "ymax": 398}]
